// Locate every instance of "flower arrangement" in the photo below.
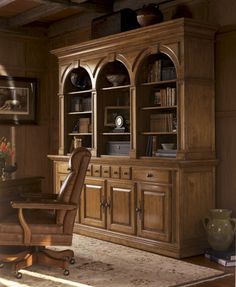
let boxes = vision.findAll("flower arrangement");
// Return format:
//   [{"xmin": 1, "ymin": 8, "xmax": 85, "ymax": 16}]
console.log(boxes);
[{"xmin": 0, "ymin": 137, "xmax": 14, "ymax": 160}]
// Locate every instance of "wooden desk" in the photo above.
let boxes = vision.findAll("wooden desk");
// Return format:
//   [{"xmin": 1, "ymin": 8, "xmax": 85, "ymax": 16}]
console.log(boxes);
[{"xmin": 0, "ymin": 176, "xmax": 43, "ymax": 219}]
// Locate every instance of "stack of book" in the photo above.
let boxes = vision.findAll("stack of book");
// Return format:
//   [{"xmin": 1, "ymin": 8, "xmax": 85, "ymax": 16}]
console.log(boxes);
[
  {"xmin": 204, "ymin": 247, "xmax": 236, "ymax": 267},
  {"xmin": 156, "ymin": 149, "xmax": 176, "ymax": 157}
]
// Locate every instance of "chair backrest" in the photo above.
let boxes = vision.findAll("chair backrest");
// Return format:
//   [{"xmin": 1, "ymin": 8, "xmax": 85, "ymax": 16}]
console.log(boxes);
[{"xmin": 56, "ymin": 147, "xmax": 91, "ymax": 232}]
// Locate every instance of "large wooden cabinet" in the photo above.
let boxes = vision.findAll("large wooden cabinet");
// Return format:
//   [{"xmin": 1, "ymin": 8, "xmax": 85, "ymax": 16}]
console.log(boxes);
[{"xmin": 49, "ymin": 18, "xmax": 216, "ymax": 258}]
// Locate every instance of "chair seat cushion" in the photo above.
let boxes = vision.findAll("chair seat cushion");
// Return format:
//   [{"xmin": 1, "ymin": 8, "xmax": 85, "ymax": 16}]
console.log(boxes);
[{"xmin": 0, "ymin": 210, "xmax": 63, "ymax": 234}]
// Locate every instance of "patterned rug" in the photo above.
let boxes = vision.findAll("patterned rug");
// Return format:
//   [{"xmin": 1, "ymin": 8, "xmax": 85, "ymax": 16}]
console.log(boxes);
[{"xmin": 0, "ymin": 234, "xmax": 227, "ymax": 287}]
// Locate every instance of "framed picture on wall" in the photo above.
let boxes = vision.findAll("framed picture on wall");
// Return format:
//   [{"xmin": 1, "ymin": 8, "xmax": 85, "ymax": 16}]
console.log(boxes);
[{"xmin": 0, "ymin": 76, "xmax": 38, "ymax": 124}]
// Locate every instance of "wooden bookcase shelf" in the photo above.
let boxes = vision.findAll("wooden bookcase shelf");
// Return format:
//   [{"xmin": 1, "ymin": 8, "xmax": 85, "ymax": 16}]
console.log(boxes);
[
  {"xmin": 101, "ymin": 85, "xmax": 130, "ymax": 91},
  {"xmin": 142, "ymin": 106, "xmax": 177, "ymax": 110},
  {"xmin": 67, "ymin": 89, "xmax": 93, "ymax": 95}
]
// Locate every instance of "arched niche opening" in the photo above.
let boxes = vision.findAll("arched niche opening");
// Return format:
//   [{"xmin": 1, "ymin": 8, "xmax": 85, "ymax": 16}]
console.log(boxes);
[
  {"xmin": 96, "ymin": 60, "xmax": 130, "ymax": 89},
  {"xmin": 64, "ymin": 67, "xmax": 92, "ymax": 93},
  {"xmin": 135, "ymin": 52, "xmax": 177, "ymax": 158},
  {"xmin": 136, "ymin": 52, "xmax": 176, "ymax": 84}
]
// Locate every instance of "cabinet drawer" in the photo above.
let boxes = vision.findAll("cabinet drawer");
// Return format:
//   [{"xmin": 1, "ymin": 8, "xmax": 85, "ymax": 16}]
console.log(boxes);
[
  {"xmin": 93, "ymin": 164, "xmax": 101, "ymax": 177},
  {"xmin": 111, "ymin": 166, "xmax": 120, "ymax": 179},
  {"xmin": 121, "ymin": 167, "xmax": 132, "ymax": 180},
  {"xmin": 86, "ymin": 164, "xmax": 92, "ymax": 176},
  {"xmin": 133, "ymin": 168, "xmax": 171, "ymax": 183},
  {"xmin": 102, "ymin": 165, "xmax": 110, "ymax": 178},
  {"xmin": 57, "ymin": 163, "xmax": 69, "ymax": 173}
]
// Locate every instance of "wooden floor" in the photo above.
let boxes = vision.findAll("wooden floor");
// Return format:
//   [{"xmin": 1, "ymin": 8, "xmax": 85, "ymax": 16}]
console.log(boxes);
[{"xmin": 183, "ymin": 255, "xmax": 235, "ymax": 287}]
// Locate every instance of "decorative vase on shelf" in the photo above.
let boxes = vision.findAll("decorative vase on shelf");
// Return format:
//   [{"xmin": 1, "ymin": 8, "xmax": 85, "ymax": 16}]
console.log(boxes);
[
  {"xmin": 137, "ymin": 3, "xmax": 163, "ymax": 27},
  {"xmin": 203, "ymin": 209, "xmax": 236, "ymax": 251}
]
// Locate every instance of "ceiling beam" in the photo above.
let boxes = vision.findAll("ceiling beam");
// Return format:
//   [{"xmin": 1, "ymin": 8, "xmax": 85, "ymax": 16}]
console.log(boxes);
[
  {"xmin": 6, "ymin": 0, "xmax": 113, "ymax": 28},
  {"xmin": 8, "ymin": 2, "xmax": 79, "ymax": 27},
  {"xmin": 31, "ymin": 0, "xmax": 112, "ymax": 11},
  {"xmin": 31, "ymin": 0, "xmax": 88, "ymax": 6},
  {"xmin": 0, "ymin": 0, "xmax": 15, "ymax": 9},
  {"xmin": 41, "ymin": 0, "xmax": 114, "ymax": 13}
]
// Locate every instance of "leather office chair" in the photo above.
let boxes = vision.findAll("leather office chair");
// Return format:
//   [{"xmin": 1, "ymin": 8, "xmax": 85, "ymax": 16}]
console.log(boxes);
[{"xmin": 0, "ymin": 147, "xmax": 91, "ymax": 278}]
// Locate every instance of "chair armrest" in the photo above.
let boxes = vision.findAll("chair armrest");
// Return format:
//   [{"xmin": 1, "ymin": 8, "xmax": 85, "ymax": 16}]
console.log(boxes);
[
  {"xmin": 11, "ymin": 200, "xmax": 77, "ymax": 211},
  {"xmin": 20, "ymin": 192, "xmax": 58, "ymax": 200}
]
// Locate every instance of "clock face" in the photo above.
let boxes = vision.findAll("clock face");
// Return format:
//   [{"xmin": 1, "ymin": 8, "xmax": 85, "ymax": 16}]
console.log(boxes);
[{"xmin": 115, "ymin": 115, "xmax": 124, "ymax": 128}]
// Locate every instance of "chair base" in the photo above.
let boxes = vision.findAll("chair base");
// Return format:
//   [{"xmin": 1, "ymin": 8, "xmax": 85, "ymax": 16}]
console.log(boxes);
[{"xmin": 0, "ymin": 246, "xmax": 74, "ymax": 278}]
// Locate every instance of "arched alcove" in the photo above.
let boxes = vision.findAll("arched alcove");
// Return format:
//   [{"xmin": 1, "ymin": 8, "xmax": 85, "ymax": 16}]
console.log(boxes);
[
  {"xmin": 96, "ymin": 60, "xmax": 130, "ymax": 89},
  {"xmin": 64, "ymin": 67, "xmax": 92, "ymax": 93},
  {"xmin": 96, "ymin": 60, "xmax": 131, "ymax": 156},
  {"xmin": 135, "ymin": 52, "xmax": 177, "ymax": 157},
  {"xmin": 136, "ymin": 52, "xmax": 176, "ymax": 84},
  {"xmin": 63, "ymin": 67, "xmax": 93, "ymax": 154}
]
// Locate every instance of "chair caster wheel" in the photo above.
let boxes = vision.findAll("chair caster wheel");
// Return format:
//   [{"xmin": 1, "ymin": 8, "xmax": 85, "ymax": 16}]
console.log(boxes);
[
  {"xmin": 0, "ymin": 263, "xmax": 4, "ymax": 268},
  {"xmin": 16, "ymin": 272, "xmax": 22, "ymax": 279},
  {"xmin": 64, "ymin": 269, "xmax": 69, "ymax": 276},
  {"xmin": 70, "ymin": 258, "xmax": 75, "ymax": 264}
]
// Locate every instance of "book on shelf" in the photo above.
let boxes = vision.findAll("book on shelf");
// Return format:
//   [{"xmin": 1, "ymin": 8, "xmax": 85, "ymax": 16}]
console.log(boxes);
[
  {"xmin": 205, "ymin": 247, "xmax": 236, "ymax": 261},
  {"xmin": 150, "ymin": 113, "xmax": 174, "ymax": 132},
  {"xmin": 145, "ymin": 136, "xmax": 153, "ymax": 156},
  {"xmin": 159, "ymin": 87, "xmax": 176, "ymax": 106},
  {"xmin": 152, "ymin": 136, "xmax": 157, "ymax": 156},
  {"xmin": 79, "ymin": 117, "xmax": 91, "ymax": 133},
  {"xmin": 147, "ymin": 60, "xmax": 161, "ymax": 82},
  {"xmin": 205, "ymin": 253, "xmax": 236, "ymax": 267}
]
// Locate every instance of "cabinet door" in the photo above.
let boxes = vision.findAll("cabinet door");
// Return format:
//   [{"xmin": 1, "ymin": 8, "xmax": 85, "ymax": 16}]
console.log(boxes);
[
  {"xmin": 80, "ymin": 178, "xmax": 106, "ymax": 228},
  {"xmin": 137, "ymin": 183, "xmax": 171, "ymax": 242},
  {"xmin": 107, "ymin": 180, "xmax": 136, "ymax": 235}
]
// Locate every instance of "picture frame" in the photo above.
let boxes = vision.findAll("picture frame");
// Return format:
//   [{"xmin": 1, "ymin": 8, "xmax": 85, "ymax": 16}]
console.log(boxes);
[{"xmin": 0, "ymin": 76, "xmax": 38, "ymax": 124}]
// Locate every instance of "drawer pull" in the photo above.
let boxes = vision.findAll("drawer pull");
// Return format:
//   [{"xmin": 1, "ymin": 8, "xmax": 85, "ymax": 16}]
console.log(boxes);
[
  {"xmin": 95, "ymin": 170, "xmax": 99, "ymax": 173},
  {"xmin": 147, "ymin": 173, "xmax": 153, "ymax": 178},
  {"xmin": 114, "ymin": 171, "xmax": 118, "ymax": 174},
  {"xmin": 124, "ymin": 172, "xmax": 128, "ymax": 175},
  {"xmin": 104, "ymin": 171, "xmax": 108, "ymax": 173},
  {"xmin": 100, "ymin": 197, "xmax": 106, "ymax": 210},
  {"xmin": 135, "ymin": 207, "xmax": 141, "ymax": 213},
  {"xmin": 135, "ymin": 206, "xmax": 142, "ymax": 220},
  {"xmin": 105, "ymin": 199, "xmax": 111, "ymax": 213}
]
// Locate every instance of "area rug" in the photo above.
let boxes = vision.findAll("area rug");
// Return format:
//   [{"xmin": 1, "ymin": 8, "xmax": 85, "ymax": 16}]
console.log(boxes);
[{"xmin": 0, "ymin": 234, "xmax": 228, "ymax": 287}]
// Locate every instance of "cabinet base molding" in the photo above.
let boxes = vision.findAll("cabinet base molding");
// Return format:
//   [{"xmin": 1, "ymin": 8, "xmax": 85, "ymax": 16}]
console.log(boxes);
[{"xmin": 74, "ymin": 224, "xmax": 206, "ymax": 259}]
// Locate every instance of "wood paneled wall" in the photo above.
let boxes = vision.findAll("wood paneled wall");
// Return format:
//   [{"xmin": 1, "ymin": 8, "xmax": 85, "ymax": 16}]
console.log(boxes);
[
  {"xmin": 215, "ymin": 27, "xmax": 236, "ymax": 216},
  {"xmin": 0, "ymin": 31, "xmax": 58, "ymax": 193}
]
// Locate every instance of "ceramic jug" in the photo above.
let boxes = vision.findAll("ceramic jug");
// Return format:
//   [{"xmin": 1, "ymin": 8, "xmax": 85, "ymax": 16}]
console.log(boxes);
[
  {"xmin": 137, "ymin": 4, "xmax": 163, "ymax": 27},
  {"xmin": 203, "ymin": 209, "xmax": 236, "ymax": 251}
]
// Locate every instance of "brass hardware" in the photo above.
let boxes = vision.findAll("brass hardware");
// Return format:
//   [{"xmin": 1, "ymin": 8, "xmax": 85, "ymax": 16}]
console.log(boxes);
[
  {"xmin": 105, "ymin": 199, "xmax": 111, "ymax": 213},
  {"xmin": 135, "ymin": 207, "xmax": 141, "ymax": 213},
  {"xmin": 100, "ymin": 197, "xmax": 106, "ymax": 210},
  {"xmin": 136, "ymin": 203, "xmax": 142, "ymax": 219},
  {"xmin": 147, "ymin": 173, "xmax": 153, "ymax": 178}
]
